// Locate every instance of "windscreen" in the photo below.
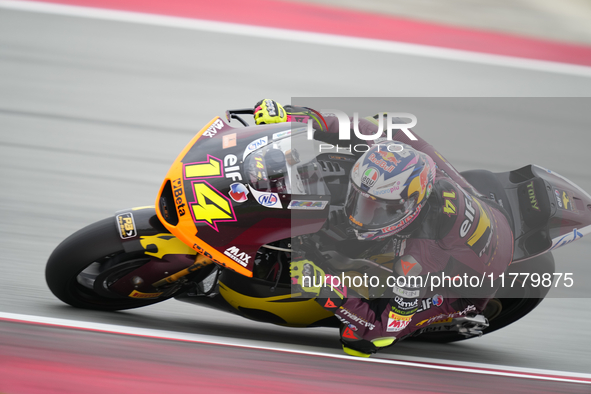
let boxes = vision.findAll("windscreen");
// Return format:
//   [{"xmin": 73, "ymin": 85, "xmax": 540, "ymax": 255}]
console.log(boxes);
[{"xmin": 243, "ymin": 127, "xmax": 330, "ymax": 197}]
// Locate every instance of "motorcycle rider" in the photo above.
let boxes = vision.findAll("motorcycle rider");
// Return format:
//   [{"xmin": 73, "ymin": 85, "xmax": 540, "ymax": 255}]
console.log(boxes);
[{"xmin": 254, "ymin": 99, "xmax": 514, "ymax": 357}]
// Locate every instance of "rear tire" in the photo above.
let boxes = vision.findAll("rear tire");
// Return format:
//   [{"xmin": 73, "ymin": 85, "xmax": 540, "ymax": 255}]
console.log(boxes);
[
  {"xmin": 46, "ymin": 217, "xmax": 174, "ymax": 311},
  {"xmin": 410, "ymin": 252, "xmax": 555, "ymax": 343}
]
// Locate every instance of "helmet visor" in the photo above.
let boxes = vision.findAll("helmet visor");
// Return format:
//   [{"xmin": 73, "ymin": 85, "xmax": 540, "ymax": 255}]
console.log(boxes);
[{"xmin": 345, "ymin": 182, "xmax": 416, "ymax": 230}]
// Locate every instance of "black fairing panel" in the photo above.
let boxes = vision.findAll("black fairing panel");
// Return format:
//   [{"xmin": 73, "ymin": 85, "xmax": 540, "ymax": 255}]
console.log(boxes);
[{"xmin": 461, "ymin": 165, "xmax": 591, "ymax": 261}]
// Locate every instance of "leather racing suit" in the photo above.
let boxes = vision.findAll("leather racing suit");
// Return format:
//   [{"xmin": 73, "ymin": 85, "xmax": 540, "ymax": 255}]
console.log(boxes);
[{"xmin": 302, "ymin": 110, "xmax": 515, "ymax": 356}]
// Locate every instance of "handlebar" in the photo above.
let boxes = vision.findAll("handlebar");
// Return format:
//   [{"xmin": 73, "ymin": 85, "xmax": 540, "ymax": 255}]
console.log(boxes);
[{"xmin": 226, "ymin": 108, "xmax": 254, "ymax": 127}]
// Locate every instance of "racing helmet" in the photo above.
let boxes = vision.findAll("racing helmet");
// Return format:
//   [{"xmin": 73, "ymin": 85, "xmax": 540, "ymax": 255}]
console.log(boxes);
[{"xmin": 345, "ymin": 142, "xmax": 436, "ymax": 240}]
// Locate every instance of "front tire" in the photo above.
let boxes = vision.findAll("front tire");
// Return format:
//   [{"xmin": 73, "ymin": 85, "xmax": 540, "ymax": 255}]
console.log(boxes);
[{"xmin": 46, "ymin": 217, "xmax": 174, "ymax": 311}]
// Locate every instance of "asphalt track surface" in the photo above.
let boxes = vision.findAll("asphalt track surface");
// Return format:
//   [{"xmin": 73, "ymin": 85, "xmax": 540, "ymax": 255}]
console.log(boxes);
[{"xmin": 1, "ymin": 3, "xmax": 591, "ymax": 393}]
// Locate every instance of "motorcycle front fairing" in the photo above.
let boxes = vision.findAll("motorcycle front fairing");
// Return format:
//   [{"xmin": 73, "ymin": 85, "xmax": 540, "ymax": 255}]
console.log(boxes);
[{"xmin": 155, "ymin": 117, "xmax": 331, "ymax": 277}]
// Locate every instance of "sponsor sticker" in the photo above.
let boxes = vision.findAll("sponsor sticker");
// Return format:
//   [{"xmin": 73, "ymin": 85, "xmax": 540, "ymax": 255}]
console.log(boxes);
[
  {"xmin": 328, "ymin": 154, "xmax": 356, "ymax": 162},
  {"xmin": 415, "ymin": 305, "xmax": 476, "ymax": 327},
  {"xmin": 526, "ymin": 181, "xmax": 540, "ymax": 211},
  {"xmin": 394, "ymin": 296, "xmax": 418, "ymax": 311},
  {"xmin": 128, "ymin": 290, "xmax": 163, "ymax": 299},
  {"xmin": 349, "ymin": 215, "xmax": 363, "ymax": 227},
  {"xmin": 203, "ymin": 119, "xmax": 224, "ymax": 138},
  {"xmin": 551, "ymin": 228, "xmax": 584, "ymax": 250},
  {"xmin": 392, "ymin": 285, "xmax": 420, "ymax": 298},
  {"xmin": 228, "ymin": 183, "xmax": 249, "ymax": 203},
  {"xmin": 287, "ymin": 115, "xmax": 310, "ymax": 124},
  {"xmin": 222, "ymin": 133, "xmax": 237, "ymax": 149},
  {"xmin": 386, "ymin": 311, "xmax": 412, "ymax": 332},
  {"xmin": 223, "ymin": 154, "xmax": 242, "ymax": 182},
  {"xmin": 339, "ymin": 307, "xmax": 375, "ymax": 330},
  {"xmin": 373, "ymin": 181, "xmax": 401, "ymax": 196},
  {"xmin": 223, "ymin": 246, "xmax": 250, "ymax": 267},
  {"xmin": 171, "ymin": 178, "xmax": 187, "ymax": 217},
  {"xmin": 249, "ymin": 186, "xmax": 282, "ymax": 209},
  {"xmin": 554, "ymin": 188, "xmax": 573, "ymax": 211},
  {"xmin": 432, "ymin": 294, "xmax": 444, "ymax": 307},
  {"xmin": 417, "ymin": 297, "xmax": 432, "ymax": 312},
  {"xmin": 368, "ymin": 152, "xmax": 396, "ymax": 173},
  {"xmin": 243, "ymin": 136, "xmax": 268, "ymax": 160},
  {"xmin": 273, "ymin": 130, "xmax": 291, "ymax": 140},
  {"xmin": 288, "ymin": 200, "xmax": 328, "ymax": 210},
  {"xmin": 554, "ymin": 189, "xmax": 563, "ymax": 209},
  {"xmin": 400, "ymin": 258, "xmax": 417, "ymax": 276},
  {"xmin": 361, "ymin": 167, "xmax": 379, "ymax": 188},
  {"xmin": 117, "ymin": 213, "xmax": 137, "ymax": 239}
]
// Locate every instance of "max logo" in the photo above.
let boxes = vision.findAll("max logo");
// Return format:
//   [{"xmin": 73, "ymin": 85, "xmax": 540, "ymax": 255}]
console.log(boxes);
[
  {"xmin": 306, "ymin": 109, "xmax": 418, "ymax": 141},
  {"xmin": 224, "ymin": 246, "xmax": 250, "ymax": 267},
  {"xmin": 203, "ymin": 119, "xmax": 224, "ymax": 138},
  {"xmin": 527, "ymin": 181, "xmax": 539, "ymax": 211}
]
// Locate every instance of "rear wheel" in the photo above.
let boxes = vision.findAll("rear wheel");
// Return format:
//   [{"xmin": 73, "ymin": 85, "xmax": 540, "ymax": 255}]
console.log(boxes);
[
  {"xmin": 410, "ymin": 252, "xmax": 555, "ymax": 343},
  {"xmin": 46, "ymin": 217, "xmax": 178, "ymax": 311}
]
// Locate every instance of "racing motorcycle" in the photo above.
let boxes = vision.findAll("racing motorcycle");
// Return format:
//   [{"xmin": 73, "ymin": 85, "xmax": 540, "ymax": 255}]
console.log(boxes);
[{"xmin": 46, "ymin": 108, "xmax": 591, "ymax": 343}]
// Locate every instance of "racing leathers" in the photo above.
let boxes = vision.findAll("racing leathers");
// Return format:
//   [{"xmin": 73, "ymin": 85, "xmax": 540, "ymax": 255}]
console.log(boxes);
[
  {"xmin": 256, "ymin": 101, "xmax": 515, "ymax": 356},
  {"xmin": 312, "ymin": 111, "xmax": 514, "ymax": 356}
]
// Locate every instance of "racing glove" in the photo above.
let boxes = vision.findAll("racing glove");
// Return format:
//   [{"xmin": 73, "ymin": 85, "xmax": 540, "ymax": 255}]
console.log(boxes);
[
  {"xmin": 290, "ymin": 259, "xmax": 348, "ymax": 306},
  {"xmin": 254, "ymin": 99, "xmax": 287, "ymax": 125},
  {"xmin": 290, "ymin": 259, "xmax": 325, "ymax": 296}
]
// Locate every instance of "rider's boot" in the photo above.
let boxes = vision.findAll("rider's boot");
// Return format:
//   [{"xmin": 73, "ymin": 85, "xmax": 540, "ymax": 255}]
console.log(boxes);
[{"xmin": 339, "ymin": 324, "xmax": 397, "ymax": 358}]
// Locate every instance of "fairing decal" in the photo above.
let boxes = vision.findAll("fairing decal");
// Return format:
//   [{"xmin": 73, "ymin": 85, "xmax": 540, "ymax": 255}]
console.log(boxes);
[{"xmin": 156, "ymin": 117, "xmax": 252, "ymax": 277}]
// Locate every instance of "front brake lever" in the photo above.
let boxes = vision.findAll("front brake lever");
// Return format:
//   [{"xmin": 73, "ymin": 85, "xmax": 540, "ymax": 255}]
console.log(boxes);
[{"xmin": 226, "ymin": 108, "xmax": 254, "ymax": 127}]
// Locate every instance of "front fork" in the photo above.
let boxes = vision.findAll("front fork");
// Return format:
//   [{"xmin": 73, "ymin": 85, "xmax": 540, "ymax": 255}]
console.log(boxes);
[{"xmin": 109, "ymin": 207, "xmax": 215, "ymax": 299}]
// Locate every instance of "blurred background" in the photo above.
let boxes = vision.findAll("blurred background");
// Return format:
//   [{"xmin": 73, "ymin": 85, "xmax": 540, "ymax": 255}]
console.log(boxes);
[
  {"xmin": 1, "ymin": 0, "xmax": 591, "ymax": 392},
  {"xmin": 299, "ymin": 0, "xmax": 591, "ymax": 45}
]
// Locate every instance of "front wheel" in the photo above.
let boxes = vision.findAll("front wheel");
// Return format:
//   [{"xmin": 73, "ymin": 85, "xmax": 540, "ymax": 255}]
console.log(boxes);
[{"xmin": 46, "ymin": 217, "xmax": 177, "ymax": 311}]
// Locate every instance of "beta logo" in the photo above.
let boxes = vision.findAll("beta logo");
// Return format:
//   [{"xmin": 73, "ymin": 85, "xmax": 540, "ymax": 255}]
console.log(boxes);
[
  {"xmin": 228, "ymin": 183, "xmax": 249, "ymax": 203},
  {"xmin": 224, "ymin": 246, "xmax": 250, "ymax": 267},
  {"xmin": 172, "ymin": 178, "xmax": 186, "ymax": 217}
]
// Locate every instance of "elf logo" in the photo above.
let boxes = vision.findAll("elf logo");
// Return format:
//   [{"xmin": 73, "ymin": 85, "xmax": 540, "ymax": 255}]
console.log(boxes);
[{"xmin": 223, "ymin": 246, "xmax": 250, "ymax": 267}]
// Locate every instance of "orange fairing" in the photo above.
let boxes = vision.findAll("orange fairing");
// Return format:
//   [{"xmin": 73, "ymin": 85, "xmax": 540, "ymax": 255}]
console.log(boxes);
[{"xmin": 155, "ymin": 117, "xmax": 253, "ymax": 277}]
